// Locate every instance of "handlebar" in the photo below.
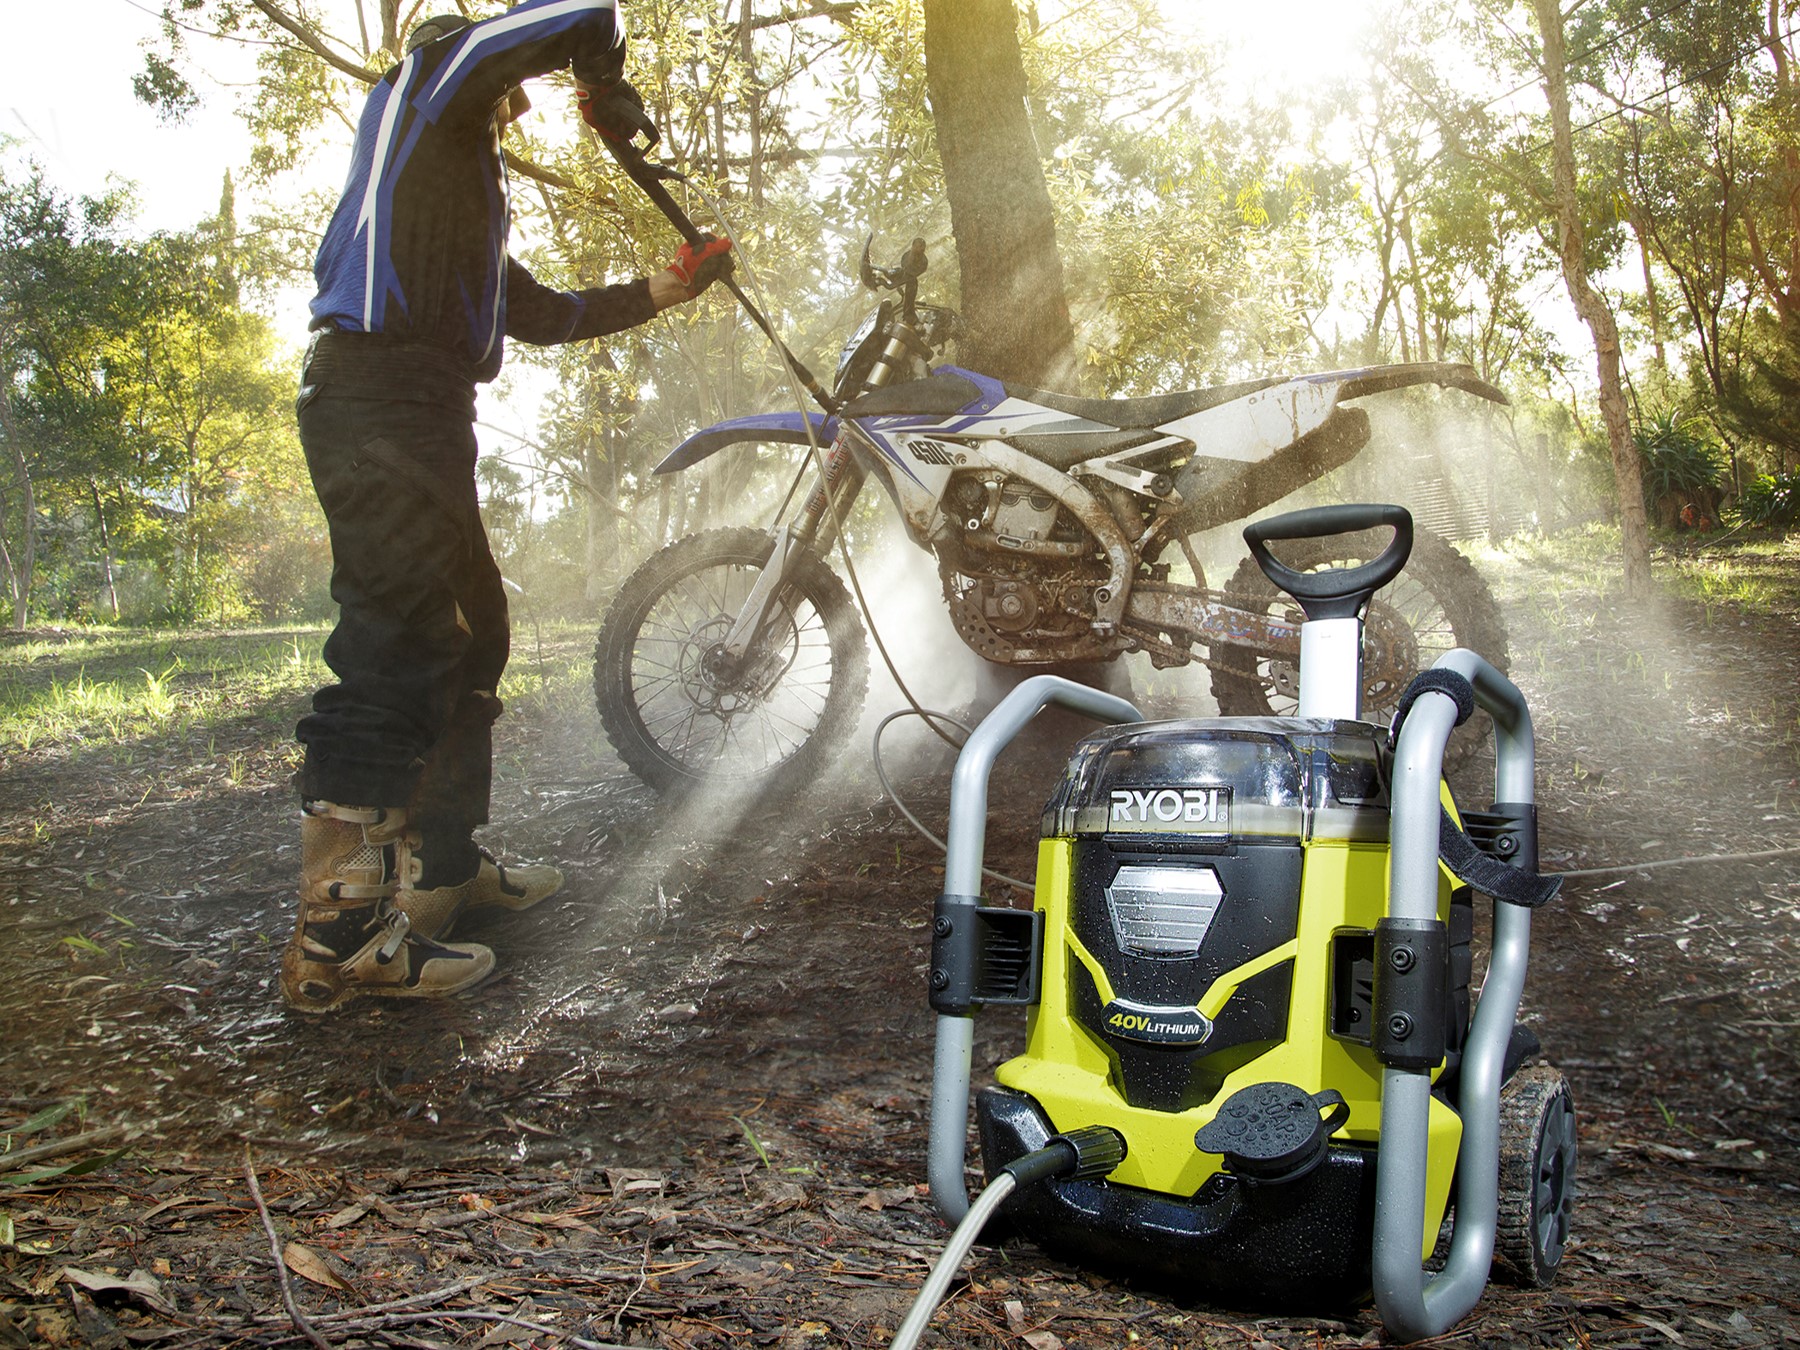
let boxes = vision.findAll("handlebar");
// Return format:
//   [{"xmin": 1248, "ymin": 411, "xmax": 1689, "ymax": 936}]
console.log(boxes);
[
  {"xmin": 860, "ymin": 236, "xmax": 930, "ymax": 297},
  {"xmin": 1243, "ymin": 503, "xmax": 1414, "ymax": 621}
]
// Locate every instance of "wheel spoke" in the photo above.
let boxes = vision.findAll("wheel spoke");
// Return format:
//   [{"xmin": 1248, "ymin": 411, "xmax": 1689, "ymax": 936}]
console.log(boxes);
[{"xmin": 595, "ymin": 530, "xmax": 867, "ymax": 791}]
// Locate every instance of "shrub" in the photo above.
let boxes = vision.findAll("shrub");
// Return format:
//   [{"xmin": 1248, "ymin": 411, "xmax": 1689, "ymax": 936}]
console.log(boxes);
[
  {"xmin": 1637, "ymin": 411, "xmax": 1724, "ymax": 498},
  {"xmin": 1635, "ymin": 411, "xmax": 1724, "ymax": 529},
  {"xmin": 1736, "ymin": 469, "xmax": 1799, "ymax": 529}
]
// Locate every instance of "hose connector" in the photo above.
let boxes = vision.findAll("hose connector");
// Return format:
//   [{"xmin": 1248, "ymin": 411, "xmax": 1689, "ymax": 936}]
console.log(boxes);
[{"xmin": 1003, "ymin": 1126, "xmax": 1128, "ymax": 1186}]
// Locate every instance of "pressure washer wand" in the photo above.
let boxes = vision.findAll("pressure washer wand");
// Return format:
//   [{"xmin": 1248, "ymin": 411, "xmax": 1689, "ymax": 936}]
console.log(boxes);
[{"xmin": 601, "ymin": 134, "xmax": 842, "ymax": 416}]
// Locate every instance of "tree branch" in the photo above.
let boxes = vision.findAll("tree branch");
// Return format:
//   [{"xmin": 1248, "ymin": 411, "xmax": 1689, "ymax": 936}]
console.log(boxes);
[
  {"xmin": 505, "ymin": 149, "xmax": 580, "ymax": 193},
  {"xmin": 244, "ymin": 1145, "xmax": 331, "ymax": 1350},
  {"xmin": 249, "ymin": 0, "xmax": 380, "ymax": 85},
  {"xmin": 747, "ymin": 2, "xmax": 864, "ymax": 32}
]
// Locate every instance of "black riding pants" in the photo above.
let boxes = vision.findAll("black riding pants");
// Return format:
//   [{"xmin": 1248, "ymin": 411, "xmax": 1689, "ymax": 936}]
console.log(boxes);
[{"xmin": 295, "ymin": 385, "xmax": 508, "ymax": 867}]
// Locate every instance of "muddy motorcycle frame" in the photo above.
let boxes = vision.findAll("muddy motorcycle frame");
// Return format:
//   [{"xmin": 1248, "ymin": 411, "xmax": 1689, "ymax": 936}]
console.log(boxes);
[{"xmin": 592, "ymin": 144, "xmax": 1509, "ymax": 794}]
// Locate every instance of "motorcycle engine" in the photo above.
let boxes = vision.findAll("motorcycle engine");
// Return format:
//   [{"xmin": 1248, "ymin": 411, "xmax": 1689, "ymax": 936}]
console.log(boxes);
[
  {"xmin": 939, "ymin": 471, "xmax": 1120, "ymax": 664},
  {"xmin": 990, "ymin": 483, "xmax": 1060, "ymax": 545},
  {"xmin": 978, "ymin": 578, "xmax": 1039, "ymax": 633}
]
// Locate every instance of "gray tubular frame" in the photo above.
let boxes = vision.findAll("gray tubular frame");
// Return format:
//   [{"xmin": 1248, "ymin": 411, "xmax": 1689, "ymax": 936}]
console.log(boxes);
[
  {"xmin": 928, "ymin": 675, "xmax": 1144, "ymax": 1222},
  {"xmin": 1372, "ymin": 649, "xmax": 1537, "ymax": 1340}
]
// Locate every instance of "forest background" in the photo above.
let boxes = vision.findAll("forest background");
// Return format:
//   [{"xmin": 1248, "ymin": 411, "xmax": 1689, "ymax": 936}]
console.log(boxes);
[{"xmin": 1, "ymin": 0, "xmax": 1796, "ymax": 634}]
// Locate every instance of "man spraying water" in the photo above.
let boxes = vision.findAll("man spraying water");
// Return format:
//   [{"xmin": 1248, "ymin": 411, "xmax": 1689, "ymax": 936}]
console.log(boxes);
[{"xmin": 283, "ymin": 1, "xmax": 733, "ymax": 1012}]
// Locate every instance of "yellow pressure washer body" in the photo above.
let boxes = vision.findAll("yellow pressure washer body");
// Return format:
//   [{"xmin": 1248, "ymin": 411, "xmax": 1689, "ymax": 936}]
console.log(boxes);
[
  {"xmin": 924, "ymin": 505, "xmax": 1572, "ymax": 1334},
  {"xmin": 977, "ymin": 720, "xmax": 1463, "ymax": 1306}
]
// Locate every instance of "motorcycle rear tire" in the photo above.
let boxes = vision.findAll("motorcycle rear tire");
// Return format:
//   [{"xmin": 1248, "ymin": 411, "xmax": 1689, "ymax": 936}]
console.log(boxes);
[
  {"xmin": 593, "ymin": 527, "xmax": 869, "ymax": 796},
  {"xmin": 1209, "ymin": 528, "xmax": 1506, "ymax": 755}
]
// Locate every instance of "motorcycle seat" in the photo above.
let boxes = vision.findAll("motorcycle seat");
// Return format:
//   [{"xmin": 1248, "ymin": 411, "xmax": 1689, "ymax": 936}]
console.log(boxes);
[
  {"xmin": 1005, "ymin": 374, "xmax": 1287, "ymax": 432},
  {"xmin": 842, "ymin": 371, "xmax": 1294, "ymax": 470},
  {"xmin": 844, "ymin": 375, "xmax": 1166, "ymax": 468}
]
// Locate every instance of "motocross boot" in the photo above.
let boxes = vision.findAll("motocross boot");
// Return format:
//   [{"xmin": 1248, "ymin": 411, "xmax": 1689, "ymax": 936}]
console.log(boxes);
[
  {"xmin": 403, "ymin": 840, "xmax": 563, "ymax": 940},
  {"xmin": 281, "ymin": 802, "xmax": 495, "ymax": 1013}
]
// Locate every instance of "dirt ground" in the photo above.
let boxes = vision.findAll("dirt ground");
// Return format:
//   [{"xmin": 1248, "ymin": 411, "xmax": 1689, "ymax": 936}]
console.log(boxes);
[{"xmin": 1, "ymin": 531, "xmax": 1797, "ymax": 1349}]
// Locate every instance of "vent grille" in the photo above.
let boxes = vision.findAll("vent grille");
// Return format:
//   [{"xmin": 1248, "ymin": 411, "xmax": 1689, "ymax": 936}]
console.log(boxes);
[{"xmin": 1105, "ymin": 864, "xmax": 1224, "ymax": 959}]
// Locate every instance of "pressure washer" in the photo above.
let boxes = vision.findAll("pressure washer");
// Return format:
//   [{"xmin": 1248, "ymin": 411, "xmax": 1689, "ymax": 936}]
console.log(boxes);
[{"xmin": 901, "ymin": 504, "xmax": 1575, "ymax": 1345}]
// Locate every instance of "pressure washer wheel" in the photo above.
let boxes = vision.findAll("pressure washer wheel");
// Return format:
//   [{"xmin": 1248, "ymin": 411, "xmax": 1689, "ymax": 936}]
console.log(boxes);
[{"xmin": 1494, "ymin": 1065, "xmax": 1578, "ymax": 1287}]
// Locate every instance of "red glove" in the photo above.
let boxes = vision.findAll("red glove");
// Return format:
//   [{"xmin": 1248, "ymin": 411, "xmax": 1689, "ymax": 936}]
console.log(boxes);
[
  {"xmin": 576, "ymin": 79, "xmax": 657, "ymax": 146},
  {"xmin": 665, "ymin": 235, "xmax": 735, "ymax": 299}
]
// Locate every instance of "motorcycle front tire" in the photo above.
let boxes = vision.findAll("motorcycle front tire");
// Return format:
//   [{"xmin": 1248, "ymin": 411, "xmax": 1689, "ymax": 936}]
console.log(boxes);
[{"xmin": 593, "ymin": 527, "xmax": 869, "ymax": 796}]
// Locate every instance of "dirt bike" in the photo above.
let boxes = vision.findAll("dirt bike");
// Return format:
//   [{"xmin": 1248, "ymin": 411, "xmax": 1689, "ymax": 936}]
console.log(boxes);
[{"xmin": 593, "ymin": 236, "xmax": 1508, "ymax": 795}]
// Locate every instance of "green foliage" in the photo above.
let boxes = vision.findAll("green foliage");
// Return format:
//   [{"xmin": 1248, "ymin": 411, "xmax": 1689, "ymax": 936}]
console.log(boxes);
[
  {"xmin": 1635, "ymin": 410, "xmax": 1723, "ymax": 502},
  {"xmin": 0, "ymin": 159, "xmax": 313, "ymax": 629},
  {"xmin": 1717, "ymin": 313, "xmax": 1800, "ymax": 460},
  {"xmin": 0, "ymin": 626, "xmax": 328, "ymax": 755},
  {"xmin": 132, "ymin": 51, "xmax": 199, "ymax": 122},
  {"xmin": 1736, "ymin": 469, "xmax": 1799, "ymax": 529}
]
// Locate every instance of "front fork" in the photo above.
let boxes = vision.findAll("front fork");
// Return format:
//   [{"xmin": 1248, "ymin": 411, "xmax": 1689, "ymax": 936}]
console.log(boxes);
[
  {"xmin": 720, "ymin": 438, "xmax": 867, "ymax": 664},
  {"xmin": 720, "ymin": 312, "xmax": 917, "ymax": 664}
]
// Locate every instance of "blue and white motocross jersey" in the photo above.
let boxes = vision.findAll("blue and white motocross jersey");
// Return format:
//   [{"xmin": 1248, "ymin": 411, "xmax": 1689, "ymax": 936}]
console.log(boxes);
[{"xmin": 309, "ymin": 0, "xmax": 650, "ymax": 383}]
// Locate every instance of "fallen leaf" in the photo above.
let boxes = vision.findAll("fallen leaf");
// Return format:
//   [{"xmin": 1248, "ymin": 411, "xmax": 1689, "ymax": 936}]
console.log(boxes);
[
  {"xmin": 59, "ymin": 1266, "xmax": 177, "ymax": 1316},
  {"xmin": 605, "ymin": 1168, "xmax": 665, "ymax": 1199},
  {"xmin": 323, "ymin": 1199, "xmax": 371, "ymax": 1230},
  {"xmin": 1628, "ymin": 1316, "xmax": 1687, "ymax": 1345},
  {"xmin": 476, "ymin": 1296, "xmax": 543, "ymax": 1346},
  {"xmin": 138, "ymin": 1195, "xmax": 200, "ymax": 1223},
  {"xmin": 856, "ymin": 1186, "xmax": 916, "ymax": 1211},
  {"xmin": 756, "ymin": 1179, "xmax": 808, "ymax": 1214},
  {"xmin": 1023, "ymin": 1332, "xmax": 1064, "ymax": 1350},
  {"xmin": 515, "ymin": 1211, "xmax": 598, "ymax": 1232},
  {"xmin": 282, "ymin": 1241, "xmax": 357, "ymax": 1296}
]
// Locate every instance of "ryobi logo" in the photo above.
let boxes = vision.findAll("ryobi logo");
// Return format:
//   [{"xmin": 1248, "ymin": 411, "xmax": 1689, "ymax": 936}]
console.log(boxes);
[{"xmin": 1109, "ymin": 787, "xmax": 1229, "ymax": 827}]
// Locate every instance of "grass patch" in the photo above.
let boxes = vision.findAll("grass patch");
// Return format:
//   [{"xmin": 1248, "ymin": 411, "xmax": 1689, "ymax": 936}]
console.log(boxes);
[
  {"xmin": 495, "ymin": 621, "xmax": 599, "ymax": 712},
  {"xmin": 0, "ymin": 626, "xmax": 329, "ymax": 755},
  {"xmin": 1660, "ymin": 535, "xmax": 1798, "ymax": 621},
  {"xmin": 0, "ymin": 620, "xmax": 606, "ymax": 759},
  {"xmin": 1487, "ymin": 525, "xmax": 1798, "ymax": 623}
]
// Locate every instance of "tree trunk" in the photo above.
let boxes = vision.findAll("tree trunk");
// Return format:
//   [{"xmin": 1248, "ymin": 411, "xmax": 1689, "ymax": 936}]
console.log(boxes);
[
  {"xmin": 1531, "ymin": 0, "xmax": 1652, "ymax": 598},
  {"xmin": 741, "ymin": 0, "xmax": 766, "ymax": 209},
  {"xmin": 1397, "ymin": 207, "xmax": 1431, "ymax": 359},
  {"xmin": 1623, "ymin": 194, "xmax": 1669, "ymax": 373},
  {"xmin": 0, "ymin": 382, "xmax": 34, "ymax": 630},
  {"xmin": 90, "ymin": 480, "xmax": 120, "ymax": 620},
  {"xmin": 921, "ymin": 0, "xmax": 1077, "ymax": 387}
]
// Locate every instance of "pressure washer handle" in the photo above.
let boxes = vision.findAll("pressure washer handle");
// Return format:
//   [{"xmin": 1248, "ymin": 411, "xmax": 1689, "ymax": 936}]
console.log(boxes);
[
  {"xmin": 1372, "ymin": 648, "xmax": 1538, "ymax": 1342},
  {"xmin": 1244, "ymin": 503, "xmax": 1413, "ymax": 621},
  {"xmin": 600, "ymin": 134, "xmax": 842, "ymax": 415},
  {"xmin": 927, "ymin": 676, "xmax": 1143, "ymax": 1224}
]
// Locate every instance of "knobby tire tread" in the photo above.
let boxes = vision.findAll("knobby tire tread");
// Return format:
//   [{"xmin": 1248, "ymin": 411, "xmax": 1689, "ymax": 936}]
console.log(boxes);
[{"xmin": 1493, "ymin": 1065, "xmax": 1577, "ymax": 1288}]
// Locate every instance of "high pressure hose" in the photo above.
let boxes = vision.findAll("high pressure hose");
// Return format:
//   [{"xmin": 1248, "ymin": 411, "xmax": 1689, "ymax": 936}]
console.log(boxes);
[
  {"xmin": 872, "ymin": 708, "xmax": 1036, "ymax": 895},
  {"xmin": 888, "ymin": 1128, "xmax": 1126, "ymax": 1350}
]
